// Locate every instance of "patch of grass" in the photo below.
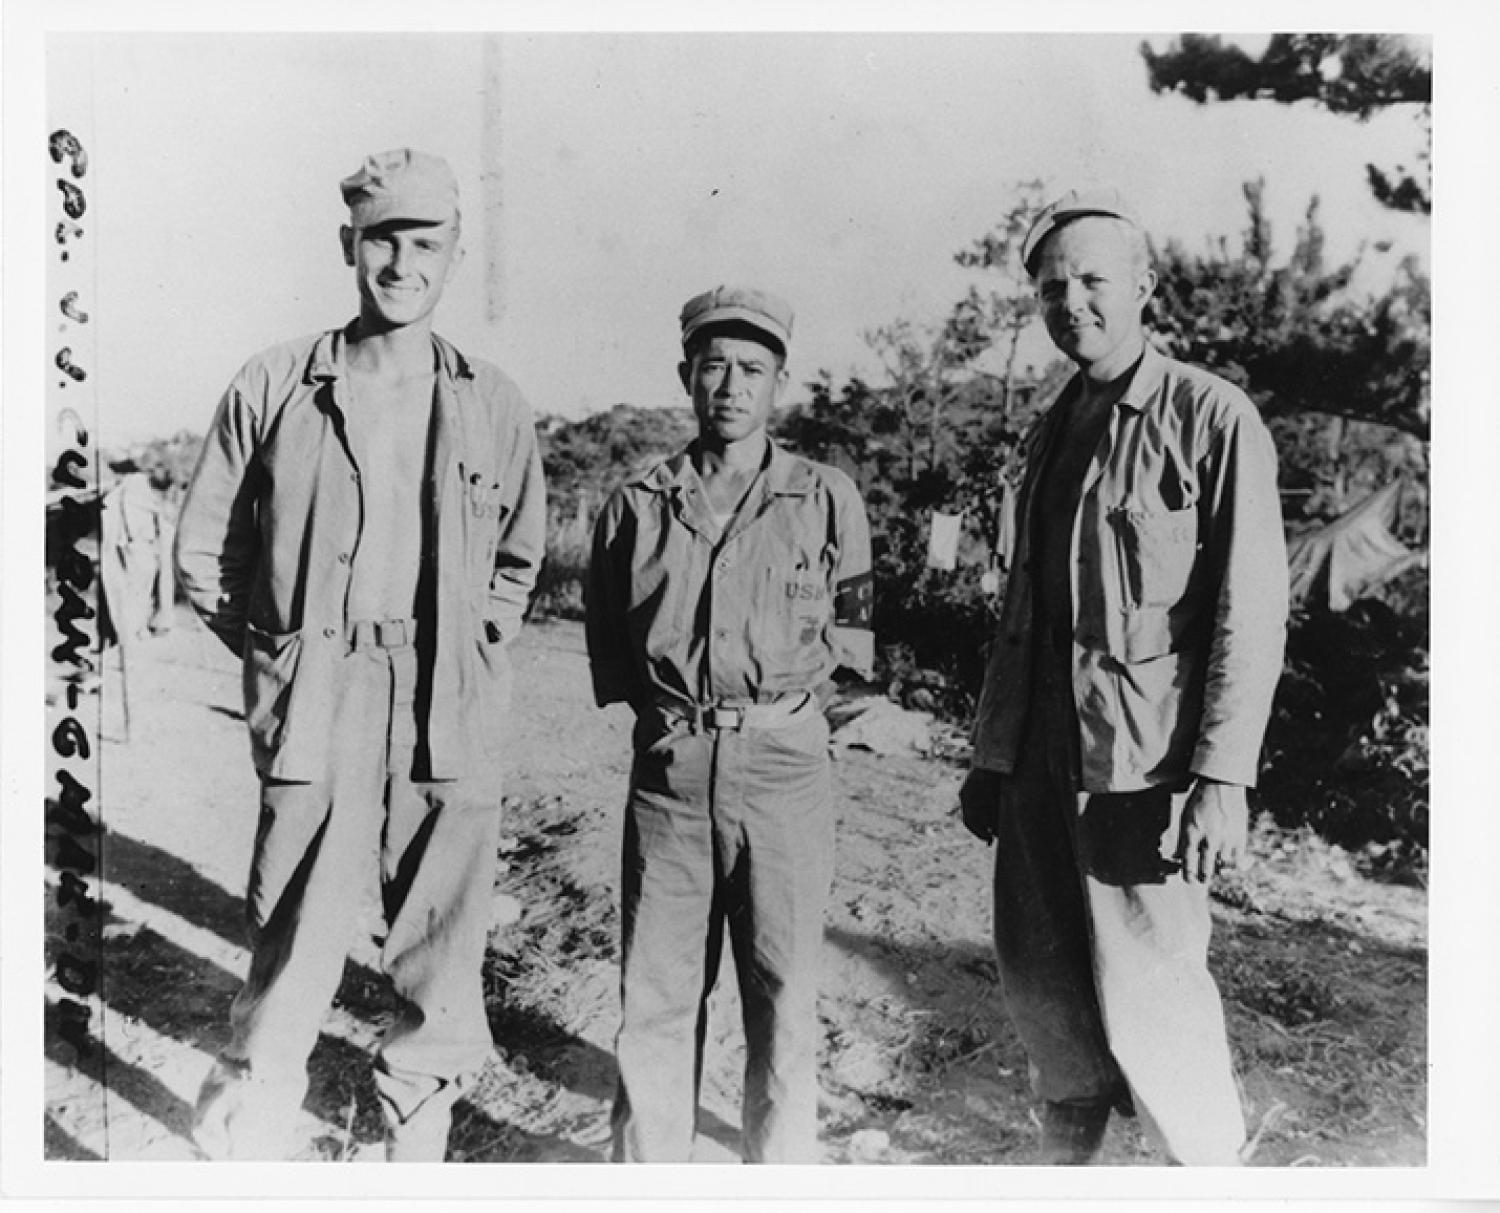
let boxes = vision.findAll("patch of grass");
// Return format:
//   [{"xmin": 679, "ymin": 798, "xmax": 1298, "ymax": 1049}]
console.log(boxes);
[
  {"xmin": 1214, "ymin": 908, "xmax": 1426, "ymax": 1163},
  {"xmin": 1236, "ymin": 969, "xmax": 1348, "ymax": 1028}
]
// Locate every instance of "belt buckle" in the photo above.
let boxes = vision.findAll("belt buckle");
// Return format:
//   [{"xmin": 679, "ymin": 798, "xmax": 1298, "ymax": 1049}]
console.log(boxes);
[
  {"xmin": 375, "ymin": 619, "xmax": 407, "ymax": 648},
  {"xmin": 705, "ymin": 704, "xmax": 745, "ymax": 732}
]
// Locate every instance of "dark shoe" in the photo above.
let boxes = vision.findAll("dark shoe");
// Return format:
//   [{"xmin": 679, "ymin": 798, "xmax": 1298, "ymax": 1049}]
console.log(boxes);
[{"xmin": 1039, "ymin": 1097, "xmax": 1112, "ymax": 1165}]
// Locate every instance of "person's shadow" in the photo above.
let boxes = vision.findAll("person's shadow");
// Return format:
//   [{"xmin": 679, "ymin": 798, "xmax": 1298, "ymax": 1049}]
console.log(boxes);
[{"xmin": 43, "ymin": 821, "xmax": 631, "ymax": 1161}]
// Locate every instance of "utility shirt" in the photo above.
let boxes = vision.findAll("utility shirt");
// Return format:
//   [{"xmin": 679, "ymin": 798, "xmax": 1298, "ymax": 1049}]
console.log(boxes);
[
  {"xmin": 175, "ymin": 324, "xmax": 546, "ymax": 782},
  {"xmin": 971, "ymin": 344, "xmax": 1288, "ymax": 791},
  {"xmin": 585, "ymin": 439, "xmax": 873, "ymax": 715}
]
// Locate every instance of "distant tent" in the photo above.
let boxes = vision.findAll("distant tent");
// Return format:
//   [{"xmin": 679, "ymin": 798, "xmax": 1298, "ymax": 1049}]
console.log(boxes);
[{"xmin": 1286, "ymin": 480, "xmax": 1422, "ymax": 611}]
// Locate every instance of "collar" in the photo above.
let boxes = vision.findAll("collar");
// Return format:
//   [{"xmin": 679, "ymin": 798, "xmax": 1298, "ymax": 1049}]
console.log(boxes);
[
  {"xmin": 1113, "ymin": 341, "xmax": 1169, "ymax": 414},
  {"xmin": 638, "ymin": 436, "xmax": 818, "ymax": 497},
  {"xmin": 303, "ymin": 321, "xmax": 475, "ymax": 385}
]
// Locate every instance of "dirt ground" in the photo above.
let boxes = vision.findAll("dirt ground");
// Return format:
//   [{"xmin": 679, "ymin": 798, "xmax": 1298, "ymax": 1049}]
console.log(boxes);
[{"xmin": 43, "ymin": 611, "xmax": 1427, "ymax": 1167}]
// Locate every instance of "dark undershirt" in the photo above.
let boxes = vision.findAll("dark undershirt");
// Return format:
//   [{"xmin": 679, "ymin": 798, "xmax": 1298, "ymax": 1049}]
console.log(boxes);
[{"xmin": 1033, "ymin": 385, "xmax": 1117, "ymax": 641}]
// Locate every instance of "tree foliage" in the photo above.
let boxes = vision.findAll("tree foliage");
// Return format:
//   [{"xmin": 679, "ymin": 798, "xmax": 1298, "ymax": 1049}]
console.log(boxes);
[
  {"xmin": 950, "ymin": 178, "xmax": 1050, "ymax": 418},
  {"xmin": 768, "ymin": 186, "xmax": 1068, "ymax": 714},
  {"xmin": 1141, "ymin": 33, "xmax": 1432, "ymax": 213},
  {"xmin": 774, "ymin": 371, "xmax": 1026, "ymax": 717},
  {"xmin": 537, "ymin": 403, "xmax": 696, "ymax": 523},
  {"xmin": 1149, "ymin": 179, "xmax": 1430, "ymax": 440}
]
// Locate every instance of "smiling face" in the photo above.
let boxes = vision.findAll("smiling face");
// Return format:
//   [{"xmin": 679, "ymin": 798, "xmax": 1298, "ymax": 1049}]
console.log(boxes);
[
  {"xmin": 679, "ymin": 332, "xmax": 787, "ymax": 448},
  {"xmin": 1034, "ymin": 216, "xmax": 1156, "ymax": 382},
  {"xmin": 340, "ymin": 217, "xmax": 463, "ymax": 333}
]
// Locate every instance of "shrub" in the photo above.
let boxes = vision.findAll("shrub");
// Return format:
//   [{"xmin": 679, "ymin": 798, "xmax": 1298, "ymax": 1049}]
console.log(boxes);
[
  {"xmin": 531, "ymin": 405, "xmax": 695, "ymax": 624},
  {"xmin": 530, "ymin": 505, "xmax": 592, "ymax": 622},
  {"xmin": 1258, "ymin": 593, "xmax": 1429, "ymax": 877}
]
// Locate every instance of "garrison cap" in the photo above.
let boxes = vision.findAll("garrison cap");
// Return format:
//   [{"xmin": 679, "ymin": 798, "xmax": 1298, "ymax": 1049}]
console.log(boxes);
[
  {"xmin": 679, "ymin": 285, "xmax": 794, "ymax": 356},
  {"xmin": 340, "ymin": 148, "xmax": 459, "ymax": 228},
  {"xmin": 1021, "ymin": 186, "xmax": 1143, "ymax": 277}
]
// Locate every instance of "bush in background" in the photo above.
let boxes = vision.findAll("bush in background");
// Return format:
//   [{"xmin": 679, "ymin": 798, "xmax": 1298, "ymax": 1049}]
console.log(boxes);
[
  {"xmin": 1258, "ymin": 577, "xmax": 1429, "ymax": 882},
  {"xmin": 532, "ymin": 404, "xmax": 695, "ymax": 621}
]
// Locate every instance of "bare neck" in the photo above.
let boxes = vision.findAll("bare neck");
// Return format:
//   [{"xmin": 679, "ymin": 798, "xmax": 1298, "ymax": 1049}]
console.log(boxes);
[
  {"xmin": 347, "ymin": 317, "xmax": 437, "ymax": 380},
  {"xmin": 695, "ymin": 430, "xmax": 769, "ymax": 476},
  {"xmin": 1074, "ymin": 328, "xmax": 1140, "ymax": 395}
]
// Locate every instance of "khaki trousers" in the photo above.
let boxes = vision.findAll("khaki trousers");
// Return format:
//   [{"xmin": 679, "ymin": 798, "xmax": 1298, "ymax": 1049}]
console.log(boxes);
[
  {"xmin": 612, "ymin": 710, "xmax": 835, "ymax": 1164},
  {"xmin": 195, "ymin": 640, "xmax": 503, "ymax": 1160},
  {"xmin": 992, "ymin": 646, "xmax": 1246, "ymax": 1165}
]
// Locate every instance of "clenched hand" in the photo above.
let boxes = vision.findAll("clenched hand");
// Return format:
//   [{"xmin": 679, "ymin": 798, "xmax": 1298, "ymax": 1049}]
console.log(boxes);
[
  {"xmin": 1174, "ymin": 778, "xmax": 1249, "ymax": 883},
  {"xmin": 958, "ymin": 768, "xmax": 1005, "ymax": 843}
]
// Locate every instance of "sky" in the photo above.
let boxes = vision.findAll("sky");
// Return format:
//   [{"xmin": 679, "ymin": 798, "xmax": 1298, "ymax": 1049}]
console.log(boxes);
[{"xmin": 42, "ymin": 28, "xmax": 1430, "ymax": 447}]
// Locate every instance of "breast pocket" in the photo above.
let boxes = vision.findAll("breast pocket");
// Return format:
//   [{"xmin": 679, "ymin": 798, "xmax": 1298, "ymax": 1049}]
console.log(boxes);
[
  {"xmin": 458, "ymin": 462, "xmax": 508, "ymax": 576},
  {"xmin": 760, "ymin": 552, "xmax": 831, "ymax": 675},
  {"xmin": 1115, "ymin": 506, "xmax": 1201, "ymax": 610}
]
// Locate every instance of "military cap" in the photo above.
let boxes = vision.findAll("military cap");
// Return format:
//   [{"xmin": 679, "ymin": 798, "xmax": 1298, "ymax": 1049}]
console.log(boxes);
[
  {"xmin": 679, "ymin": 284, "xmax": 794, "ymax": 355},
  {"xmin": 340, "ymin": 148, "xmax": 459, "ymax": 228},
  {"xmin": 1021, "ymin": 186, "xmax": 1143, "ymax": 277}
]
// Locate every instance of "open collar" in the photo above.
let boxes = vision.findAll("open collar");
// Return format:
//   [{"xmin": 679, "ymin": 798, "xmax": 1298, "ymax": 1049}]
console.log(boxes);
[
  {"xmin": 303, "ymin": 321, "xmax": 475, "ymax": 386},
  {"xmin": 1114, "ymin": 341, "xmax": 1169, "ymax": 414},
  {"xmin": 639, "ymin": 436, "xmax": 817, "ymax": 498}
]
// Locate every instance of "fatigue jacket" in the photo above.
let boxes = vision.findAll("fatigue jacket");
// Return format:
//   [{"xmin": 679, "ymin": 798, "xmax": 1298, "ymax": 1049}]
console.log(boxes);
[
  {"xmin": 175, "ymin": 325, "xmax": 546, "ymax": 782},
  {"xmin": 585, "ymin": 439, "xmax": 873, "ymax": 719},
  {"xmin": 971, "ymin": 344, "xmax": 1288, "ymax": 791}
]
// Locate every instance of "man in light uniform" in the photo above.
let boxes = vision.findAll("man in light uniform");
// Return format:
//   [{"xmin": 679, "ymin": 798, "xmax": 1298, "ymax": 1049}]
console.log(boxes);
[
  {"xmin": 586, "ymin": 286, "xmax": 873, "ymax": 1163},
  {"xmin": 175, "ymin": 149, "xmax": 545, "ymax": 1160},
  {"xmin": 959, "ymin": 188, "xmax": 1288, "ymax": 1165}
]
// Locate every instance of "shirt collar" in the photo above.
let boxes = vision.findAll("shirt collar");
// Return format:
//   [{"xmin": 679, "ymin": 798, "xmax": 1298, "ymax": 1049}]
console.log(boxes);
[
  {"xmin": 1114, "ymin": 341, "xmax": 1169, "ymax": 414},
  {"xmin": 641, "ymin": 436, "xmax": 816, "ymax": 497},
  {"xmin": 303, "ymin": 322, "xmax": 475, "ymax": 385}
]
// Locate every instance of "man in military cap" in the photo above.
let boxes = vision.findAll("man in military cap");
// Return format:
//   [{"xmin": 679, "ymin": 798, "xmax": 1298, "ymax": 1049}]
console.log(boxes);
[
  {"xmin": 959, "ymin": 188, "xmax": 1288, "ymax": 1165},
  {"xmin": 176, "ymin": 148, "xmax": 546, "ymax": 1160},
  {"xmin": 586, "ymin": 285, "xmax": 873, "ymax": 1163}
]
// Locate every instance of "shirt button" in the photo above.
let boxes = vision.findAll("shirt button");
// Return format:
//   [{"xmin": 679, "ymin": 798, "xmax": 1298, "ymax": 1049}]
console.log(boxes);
[
  {"xmin": 349, "ymin": 472, "xmax": 359, "ymax": 484},
  {"xmin": 714, "ymin": 627, "xmax": 728, "ymax": 640},
  {"xmin": 323, "ymin": 627, "xmax": 337, "ymax": 639},
  {"xmin": 337, "ymin": 552, "xmax": 350, "ymax": 564}
]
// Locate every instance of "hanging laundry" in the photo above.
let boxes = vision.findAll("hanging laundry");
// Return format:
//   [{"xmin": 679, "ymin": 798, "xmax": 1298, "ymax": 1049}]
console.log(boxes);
[{"xmin": 926, "ymin": 510, "xmax": 963, "ymax": 571}]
